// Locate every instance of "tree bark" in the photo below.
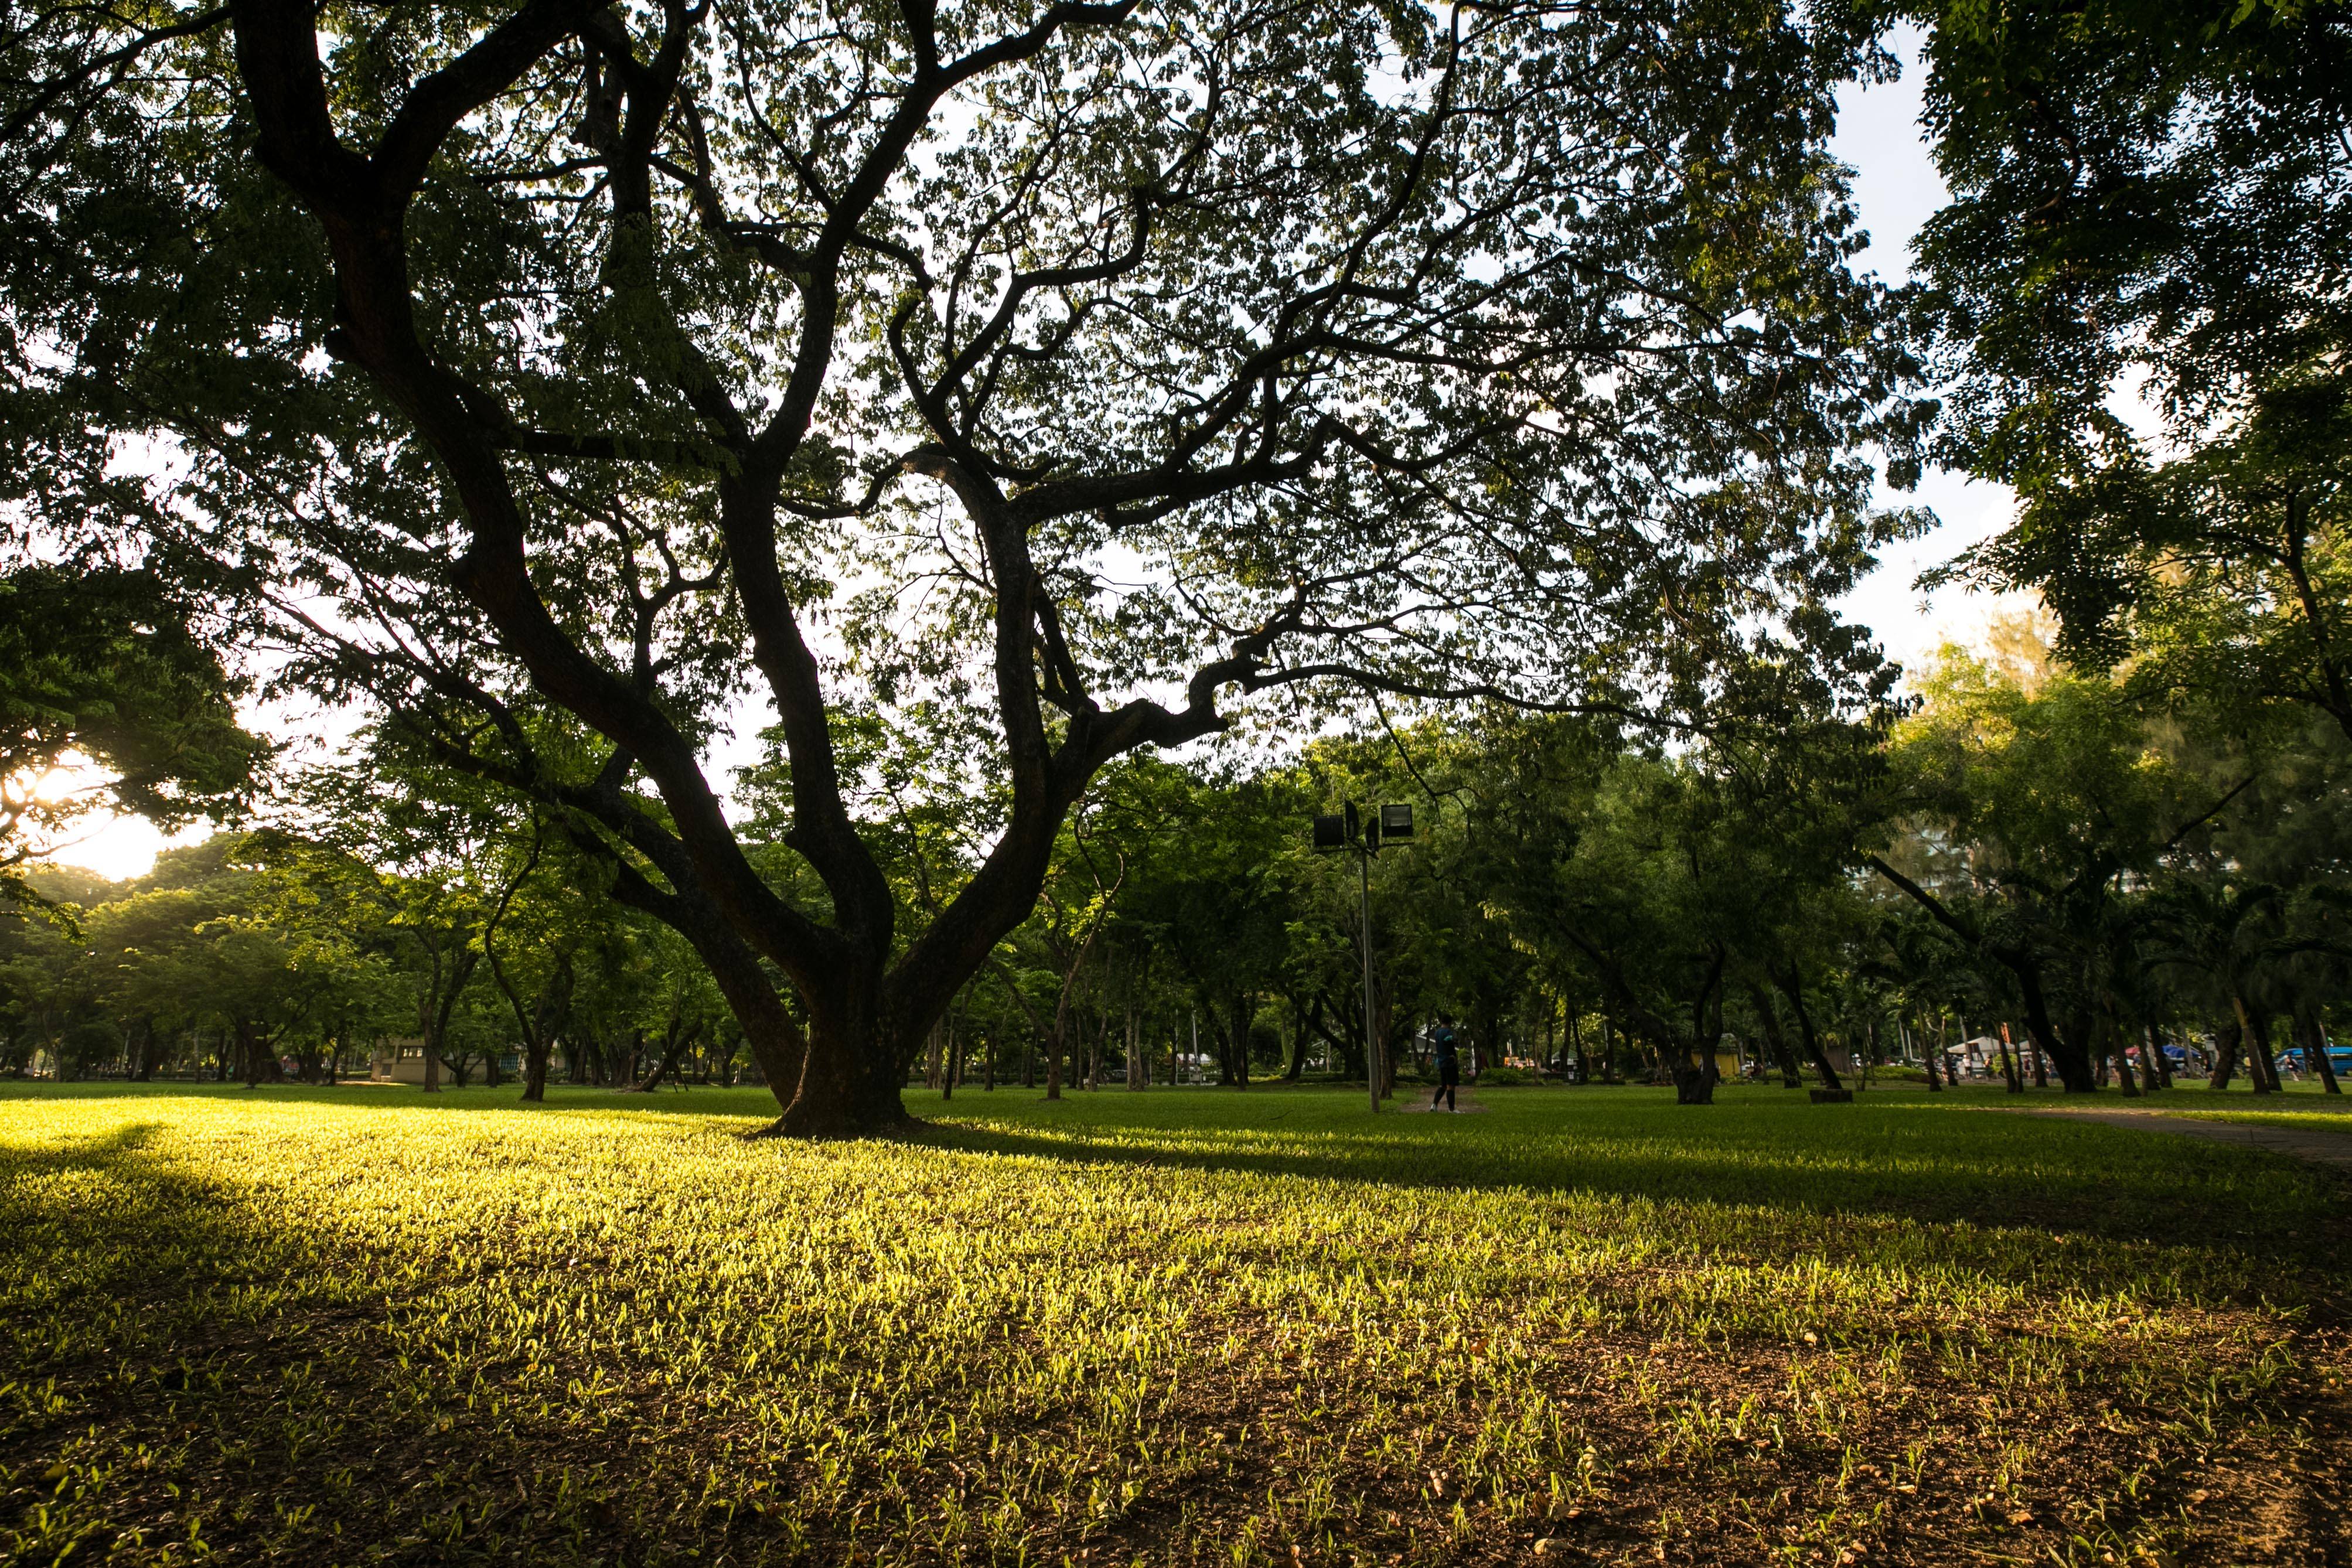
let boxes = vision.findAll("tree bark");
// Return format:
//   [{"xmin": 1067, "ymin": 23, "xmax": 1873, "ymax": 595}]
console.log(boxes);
[
  {"xmin": 2211, "ymin": 1021, "xmax": 2242, "ymax": 1089},
  {"xmin": 634, "ymin": 1015, "xmax": 701, "ymax": 1092},
  {"xmin": 1773, "ymin": 966, "xmax": 1842, "ymax": 1093},
  {"xmin": 2232, "ymin": 996, "xmax": 2280, "ymax": 1095},
  {"xmin": 1229, "ymin": 991, "xmax": 1253, "ymax": 1089},
  {"xmin": 2105, "ymin": 1011, "xmax": 2140, "ymax": 1097},
  {"xmin": 2299, "ymin": 1008, "xmax": 2341, "ymax": 1096},
  {"xmin": 1746, "ymin": 984, "xmax": 1803, "ymax": 1088}
]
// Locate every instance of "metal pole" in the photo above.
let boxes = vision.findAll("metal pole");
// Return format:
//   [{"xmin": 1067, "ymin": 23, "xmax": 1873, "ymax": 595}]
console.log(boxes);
[{"xmin": 1361, "ymin": 841, "xmax": 1379, "ymax": 1112}]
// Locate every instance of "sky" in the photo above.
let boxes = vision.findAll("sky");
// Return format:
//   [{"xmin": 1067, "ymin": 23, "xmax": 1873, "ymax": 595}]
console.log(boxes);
[
  {"xmin": 1825, "ymin": 26, "xmax": 2036, "ymax": 668},
  {"xmin": 48, "ymin": 28, "xmax": 2026, "ymax": 883}
]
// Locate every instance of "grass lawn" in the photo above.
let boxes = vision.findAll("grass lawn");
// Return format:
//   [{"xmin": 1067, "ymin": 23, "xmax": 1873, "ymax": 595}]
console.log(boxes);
[{"xmin": 4, "ymin": 1082, "xmax": 2348, "ymax": 1567}]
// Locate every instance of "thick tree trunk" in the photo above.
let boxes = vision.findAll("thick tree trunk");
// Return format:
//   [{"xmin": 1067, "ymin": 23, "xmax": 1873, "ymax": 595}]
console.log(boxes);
[
  {"xmin": 633, "ymin": 1018, "xmax": 700, "ymax": 1092},
  {"xmin": 238, "ymin": 1019, "xmax": 277, "ymax": 1088},
  {"xmin": 1746, "ymin": 983, "xmax": 1803, "ymax": 1088},
  {"xmin": 1774, "ymin": 969, "xmax": 1842, "ymax": 1093},
  {"xmin": 2211, "ymin": 1021, "xmax": 2242, "ymax": 1089},
  {"xmin": 2233, "ymin": 997, "xmax": 2280, "ymax": 1095},
  {"xmin": 2299, "ymin": 1009, "xmax": 2341, "ymax": 1096},
  {"xmin": 762, "ymin": 968, "xmax": 926, "ymax": 1128},
  {"xmin": 1671, "ymin": 1047, "xmax": 1713, "ymax": 1104},
  {"xmin": 757, "ymin": 1004, "xmax": 916, "ymax": 1137},
  {"xmin": 2106, "ymin": 1012, "xmax": 2140, "ymax": 1097},
  {"xmin": 2016, "ymin": 967, "xmax": 2094, "ymax": 1092},
  {"xmin": 2114, "ymin": 1038, "xmax": 2139, "ymax": 1096},
  {"xmin": 1229, "ymin": 992, "xmax": 1252, "ymax": 1089},
  {"xmin": 1672, "ymin": 970, "xmax": 1725, "ymax": 1105}
]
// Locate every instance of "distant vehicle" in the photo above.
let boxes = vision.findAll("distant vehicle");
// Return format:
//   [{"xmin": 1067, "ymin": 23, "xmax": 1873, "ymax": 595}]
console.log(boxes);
[{"xmin": 2273, "ymin": 1045, "xmax": 2352, "ymax": 1079}]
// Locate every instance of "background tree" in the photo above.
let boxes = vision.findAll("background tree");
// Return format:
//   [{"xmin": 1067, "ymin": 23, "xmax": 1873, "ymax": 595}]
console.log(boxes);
[
  {"xmin": 0, "ymin": 565, "xmax": 264, "ymax": 912},
  {"xmin": 1901, "ymin": 0, "xmax": 2352, "ymax": 697}
]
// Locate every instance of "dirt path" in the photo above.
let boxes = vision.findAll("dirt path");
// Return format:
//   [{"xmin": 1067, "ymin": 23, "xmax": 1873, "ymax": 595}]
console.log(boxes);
[
  {"xmin": 1397, "ymin": 1086, "xmax": 1487, "ymax": 1114},
  {"xmin": 2025, "ymin": 1106, "xmax": 2352, "ymax": 1168}
]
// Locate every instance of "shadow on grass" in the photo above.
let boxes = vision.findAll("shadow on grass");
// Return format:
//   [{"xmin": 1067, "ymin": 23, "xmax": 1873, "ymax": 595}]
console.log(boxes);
[
  {"xmin": 5, "ymin": 1080, "xmax": 2348, "ymax": 1262},
  {"xmin": 0, "ymin": 1116, "xmax": 161, "ymax": 1175},
  {"xmin": 906, "ymin": 1096, "xmax": 2352, "ymax": 1260},
  {"xmin": 0, "ymin": 1122, "xmax": 736, "ymax": 1566}
]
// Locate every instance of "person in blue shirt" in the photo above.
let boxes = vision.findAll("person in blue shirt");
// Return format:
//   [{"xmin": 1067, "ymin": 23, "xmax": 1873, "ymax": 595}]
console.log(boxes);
[{"xmin": 1429, "ymin": 1018, "xmax": 1461, "ymax": 1112}]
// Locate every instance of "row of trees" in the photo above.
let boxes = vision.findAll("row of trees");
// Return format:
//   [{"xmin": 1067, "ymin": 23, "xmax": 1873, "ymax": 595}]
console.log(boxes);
[
  {"xmin": 15, "ymin": 605, "xmax": 2347, "ymax": 1108},
  {"xmin": 926, "ymin": 613, "xmax": 2352, "ymax": 1106},
  {"xmin": 3, "ymin": 829, "xmax": 744, "ymax": 1096}
]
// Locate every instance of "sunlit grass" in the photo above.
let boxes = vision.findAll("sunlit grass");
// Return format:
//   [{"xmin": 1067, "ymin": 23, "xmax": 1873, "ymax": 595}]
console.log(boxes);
[
  {"xmin": 2135, "ymin": 1104, "xmax": 2352, "ymax": 1132},
  {"xmin": 3, "ymin": 1083, "xmax": 2345, "ymax": 1565}
]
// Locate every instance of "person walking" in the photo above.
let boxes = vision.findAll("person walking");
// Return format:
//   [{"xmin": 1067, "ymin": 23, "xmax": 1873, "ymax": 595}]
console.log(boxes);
[{"xmin": 1430, "ymin": 1018, "xmax": 1461, "ymax": 1112}]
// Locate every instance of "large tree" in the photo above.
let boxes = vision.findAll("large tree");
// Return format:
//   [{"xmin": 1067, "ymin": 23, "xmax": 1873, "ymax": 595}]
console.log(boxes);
[{"xmin": 4, "ymin": 0, "xmax": 1919, "ymax": 1131}]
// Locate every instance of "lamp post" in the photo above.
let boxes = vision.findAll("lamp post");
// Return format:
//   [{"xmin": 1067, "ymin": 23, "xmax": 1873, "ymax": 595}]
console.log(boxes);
[{"xmin": 1313, "ymin": 802, "xmax": 1414, "ymax": 1111}]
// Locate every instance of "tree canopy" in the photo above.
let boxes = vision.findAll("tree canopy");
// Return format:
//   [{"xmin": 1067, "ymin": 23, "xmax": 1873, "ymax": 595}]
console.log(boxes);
[
  {"xmin": 0, "ymin": 0, "xmax": 1924, "ymax": 1130},
  {"xmin": 0, "ymin": 565, "xmax": 263, "ymax": 911}
]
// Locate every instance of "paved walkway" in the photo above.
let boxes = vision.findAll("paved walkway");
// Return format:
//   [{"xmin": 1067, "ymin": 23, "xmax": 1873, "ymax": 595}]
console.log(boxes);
[{"xmin": 2024, "ymin": 1107, "xmax": 2352, "ymax": 1168}]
